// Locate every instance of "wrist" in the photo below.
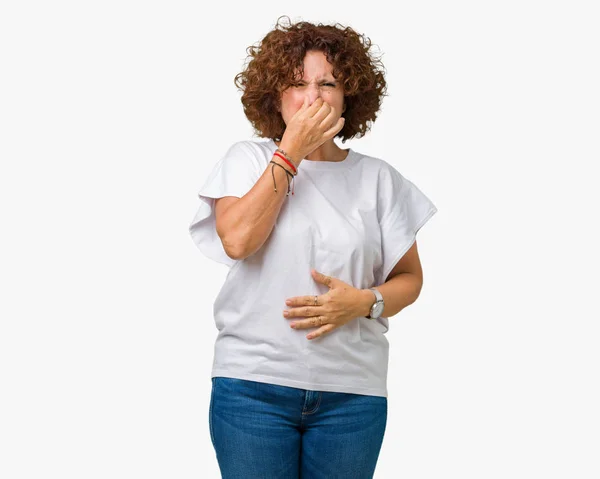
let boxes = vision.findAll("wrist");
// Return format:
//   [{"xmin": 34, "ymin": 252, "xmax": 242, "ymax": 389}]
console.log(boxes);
[
  {"xmin": 359, "ymin": 288, "xmax": 376, "ymax": 317},
  {"xmin": 278, "ymin": 141, "xmax": 303, "ymax": 165}
]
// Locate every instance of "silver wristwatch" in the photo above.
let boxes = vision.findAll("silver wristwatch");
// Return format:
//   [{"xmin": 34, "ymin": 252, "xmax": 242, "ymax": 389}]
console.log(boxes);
[{"xmin": 365, "ymin": 288, "xmax": 384, "ymax": 320}]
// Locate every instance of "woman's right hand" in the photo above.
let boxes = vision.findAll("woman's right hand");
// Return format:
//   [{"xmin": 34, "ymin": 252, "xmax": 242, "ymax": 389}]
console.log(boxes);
[{"xmin": 278, "ymin": 97, "xmax": 345, "ymax": 163}]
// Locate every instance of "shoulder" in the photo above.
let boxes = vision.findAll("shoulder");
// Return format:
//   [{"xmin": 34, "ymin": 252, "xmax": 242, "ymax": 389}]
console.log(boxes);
[
  {"xmin": 353, "ymin": 149, "xmax": 406, "ymax": 186},
  {"xmin": 352, "ymin": 148, "xmax": 401, "ymax": 172},
  {"xmin": 224, "ymin": 139, "xmax": 259, "ymax": 157},
  {"xmin": 224, "ymin": 139, "xmax": 273, "ymax": 167},
  {"xmin": 220, "ymin": 139, "xmax": 274, "ymax": 171}
]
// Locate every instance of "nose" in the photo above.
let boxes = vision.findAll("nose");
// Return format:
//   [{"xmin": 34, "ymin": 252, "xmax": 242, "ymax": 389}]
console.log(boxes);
[{"xmin": 306, "ymin": 84, "xmax": 322, "ymax": 105}]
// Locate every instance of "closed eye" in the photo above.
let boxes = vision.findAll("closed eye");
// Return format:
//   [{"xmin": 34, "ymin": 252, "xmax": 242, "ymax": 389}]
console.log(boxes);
[{"xmin": 293, "ymin": 82, "xmax": 337, "ymax": 87}]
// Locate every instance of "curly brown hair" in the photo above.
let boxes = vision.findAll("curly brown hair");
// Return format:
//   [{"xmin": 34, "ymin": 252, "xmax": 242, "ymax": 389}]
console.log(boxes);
[{"xmin": 234, "ymin": 16, "xmax": 388, "ymax": 143}]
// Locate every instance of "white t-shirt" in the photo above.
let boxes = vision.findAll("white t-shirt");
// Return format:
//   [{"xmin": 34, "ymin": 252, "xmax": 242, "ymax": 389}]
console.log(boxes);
[{"xmin": 189, "ymin": 138, "xmax": 437, "ymax": 397}]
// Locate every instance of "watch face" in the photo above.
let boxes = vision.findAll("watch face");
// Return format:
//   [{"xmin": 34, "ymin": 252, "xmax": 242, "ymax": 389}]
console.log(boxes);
[{"xmin": 372, "ymin": 302, "xmax": 384, "ymax": 318}]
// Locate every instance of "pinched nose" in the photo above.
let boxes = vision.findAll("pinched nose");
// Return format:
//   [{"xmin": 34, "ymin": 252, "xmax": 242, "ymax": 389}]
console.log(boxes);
[
  {"xmin": 305, "ymin": 86, "xmax": 324, "ymax": 106},
  {"xmin": 306, "ymin": 94, "xmax": 321, "ymax": 106}
]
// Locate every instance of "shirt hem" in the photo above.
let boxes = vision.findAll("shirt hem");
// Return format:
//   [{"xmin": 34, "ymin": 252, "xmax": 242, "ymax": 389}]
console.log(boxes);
[{"xmin": 211, "ymin": 369, "xmax": 388, "ymax": 398}]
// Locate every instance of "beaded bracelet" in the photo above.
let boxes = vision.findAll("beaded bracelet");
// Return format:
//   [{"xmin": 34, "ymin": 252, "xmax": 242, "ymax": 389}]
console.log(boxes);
[
  {"xmin": 273, "ymin": 152, "xmax": 297, "ymax": 175},
  {"xmin": 269, "ymin": 160, "xmax": 296, "ymax": 195},
  {"xmin": 275, "ymin": 148, "xmax": 299, "ymax": 172}
]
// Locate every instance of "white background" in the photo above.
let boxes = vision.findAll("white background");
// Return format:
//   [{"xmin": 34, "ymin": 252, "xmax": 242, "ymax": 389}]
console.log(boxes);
[{"xmin": 1, "ymin": 1, "xmax": 599, "ymax": 478}]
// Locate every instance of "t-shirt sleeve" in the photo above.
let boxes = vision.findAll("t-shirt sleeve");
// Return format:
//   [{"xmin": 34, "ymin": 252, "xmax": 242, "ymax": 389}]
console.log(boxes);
[
  {"xmin": 188, "ymin": 141, "xmax": 264, "ymax": 267},
  {"xmin": 375, "ymin": 164, "xmax": 438, "ymax": 285}
]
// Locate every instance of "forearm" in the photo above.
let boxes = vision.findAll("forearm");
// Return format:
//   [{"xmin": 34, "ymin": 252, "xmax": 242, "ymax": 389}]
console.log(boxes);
[
  {"xmin": 220, "ymin": 153, "xmax": 301, "ymax": 260},
  {"xmin": 358, "ymin": 273, "xmax": 423, "ymax": 319}
]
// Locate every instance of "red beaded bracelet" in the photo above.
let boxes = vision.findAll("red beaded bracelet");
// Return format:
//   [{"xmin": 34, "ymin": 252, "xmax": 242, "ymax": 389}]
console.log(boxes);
[
  {"xmin": 275, "ymin": 148, "xmax": 299, "ymax": 168},
  {"xmin": 273, "ymin": 152, "xmax": 297, "ymax": 175}
]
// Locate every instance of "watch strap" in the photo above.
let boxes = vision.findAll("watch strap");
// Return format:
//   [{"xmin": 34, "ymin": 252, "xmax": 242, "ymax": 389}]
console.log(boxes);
[{"xmin": 366, "ymin": 287, "xmax": 384, "ymax": 319}]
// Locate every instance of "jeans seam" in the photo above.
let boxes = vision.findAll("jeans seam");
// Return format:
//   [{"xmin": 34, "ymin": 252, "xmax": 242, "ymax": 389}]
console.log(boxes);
[{"xmin": 209, "ymin": 379, "xmax": 216, "ymax": 446}]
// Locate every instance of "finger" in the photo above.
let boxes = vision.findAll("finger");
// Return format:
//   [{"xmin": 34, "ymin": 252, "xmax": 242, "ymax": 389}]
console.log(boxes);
[
  {"xmin": 285, "ymin": 295, "xmax": 323, "ymax": 307},
  {"xmin": 322, "ymin": 116, "xmax": 345, "ymax": 140},
  {"xmin": 311, "ymin": 269, "xmax": 334, "ymax": 288},
  {"xmin": 307, "ymin": 324, "xmax": 336, "ymax": 340},
  {"xmin": 307, "ymin": 97, "xmax": 325, "ymax": 116},
  {"xmin": 311, "ymin": 100, "xmax": 331, "ymax": 122},
  {"xmin": 302, "ymin": 95, "xmax": 309, "ymax": 109},
  {"xmin": 319, "ymin": 105, "xmax": 338, "ymax": 130},
  {"xmin": 283, "ymin": 306, "xmax": 318, "ymax": 318},
  {"xmin": 289, "ymin": 315, "xmax": 326, "ymax": 329}
]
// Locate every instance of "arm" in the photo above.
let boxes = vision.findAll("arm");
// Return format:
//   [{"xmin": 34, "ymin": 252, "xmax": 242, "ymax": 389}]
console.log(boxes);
[
  {"xmin": 215, "ymin": 143, "xmax": 303, "ymax": 260},
  {"xmin": 216, "ymin": 98, "xmax": 345, "ymax": 260},
  {"xmin": 358, "ymin": 240, "xmax": 424, "ymax": 318},
  {"xmin": 282, "ymin": 241, "xmax": 426, "ymax": 339}
]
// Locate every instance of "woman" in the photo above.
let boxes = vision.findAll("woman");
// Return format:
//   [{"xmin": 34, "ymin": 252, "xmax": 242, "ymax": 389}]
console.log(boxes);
[{"xmin": 189, "ymin": 16, "xmax": 437, "ymax": 478}]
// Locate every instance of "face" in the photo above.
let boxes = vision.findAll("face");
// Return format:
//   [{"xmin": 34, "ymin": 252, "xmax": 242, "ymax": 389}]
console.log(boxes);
[{"xmin": 278, "ymin": 50, "xmax": 346, "ymax": 126}]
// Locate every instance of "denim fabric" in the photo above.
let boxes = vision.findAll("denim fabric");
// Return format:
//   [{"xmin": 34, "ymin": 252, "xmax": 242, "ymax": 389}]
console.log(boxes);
[{"xmin": 209, "ymin": 376, "xmax": 387, "ymax": 478}]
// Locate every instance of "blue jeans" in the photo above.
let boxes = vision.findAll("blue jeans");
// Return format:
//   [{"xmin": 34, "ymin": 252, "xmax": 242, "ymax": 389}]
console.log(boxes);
[{"xmin": 209, "ymin": 376, "xmax": 387, "ymax": 478}]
